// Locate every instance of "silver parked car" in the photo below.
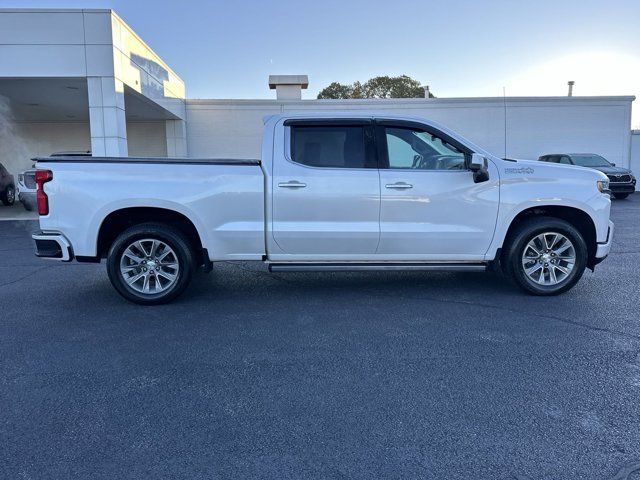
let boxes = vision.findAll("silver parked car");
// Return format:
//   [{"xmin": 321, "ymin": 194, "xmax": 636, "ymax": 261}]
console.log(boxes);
[
  {"xmin": 17, "ymin": 166, "xmax": 36, "ymax": 211},
  {"xmin": 18, "ymin": 151, "xmax": 90, "ymax": 211}
]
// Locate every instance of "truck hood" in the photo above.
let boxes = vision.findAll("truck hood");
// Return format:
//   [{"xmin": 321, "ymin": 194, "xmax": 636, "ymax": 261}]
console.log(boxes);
[{"xmin": 500, "ymin": 158, "xmax": 608, "ymax": 182}]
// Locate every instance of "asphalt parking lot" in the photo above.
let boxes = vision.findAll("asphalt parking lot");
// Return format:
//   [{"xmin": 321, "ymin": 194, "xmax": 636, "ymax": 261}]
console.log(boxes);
[{"xmin": 1, "ymin": 195, "xmax": 640, "ymax": 480}]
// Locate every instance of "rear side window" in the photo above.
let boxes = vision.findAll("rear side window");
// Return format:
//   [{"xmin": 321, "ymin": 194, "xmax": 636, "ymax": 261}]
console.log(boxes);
[{"xmin": 290, "ymin": 125, "xmax": 373, "ymax": 168}]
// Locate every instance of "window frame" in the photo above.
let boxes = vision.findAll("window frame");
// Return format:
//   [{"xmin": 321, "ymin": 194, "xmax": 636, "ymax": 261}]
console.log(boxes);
[
  {"xmin": 374, "ymin": 120, "xmax": 472, "ymax": 171},
  {"xmin": 284, "ymin": 119, "xmax": 378, "ymax": 170}
]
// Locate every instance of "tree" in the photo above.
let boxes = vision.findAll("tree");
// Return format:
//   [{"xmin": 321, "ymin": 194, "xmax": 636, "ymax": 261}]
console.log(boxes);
[
  {"xmin": 316, "ymin": 82, "xmax": 354, "ymax": 99},
  {"xmin": 317, "ymin": 75, "xmax": 434, "ymax": 99}
]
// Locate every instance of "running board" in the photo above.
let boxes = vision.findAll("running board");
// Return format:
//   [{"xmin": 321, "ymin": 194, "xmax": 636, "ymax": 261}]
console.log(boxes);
[{"xmin": 268, "ymin": 262, "xmax": 487, "ymax": 273}]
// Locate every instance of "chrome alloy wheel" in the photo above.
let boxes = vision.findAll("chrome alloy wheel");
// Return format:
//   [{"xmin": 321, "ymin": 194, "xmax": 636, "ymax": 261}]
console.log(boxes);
[
  {"xmin": 119, "ymin": 238, "xmax": 179, "ymax": 294},
  {"xmin": 6, "ymin": 187, "xmax": 15, "ymax": 203},
  {"xmin": 521, "ymin": 232, "xmax": 576, "ymax": 286}
]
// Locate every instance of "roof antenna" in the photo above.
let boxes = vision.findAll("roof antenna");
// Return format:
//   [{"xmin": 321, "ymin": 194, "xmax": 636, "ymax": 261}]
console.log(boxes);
[{"xmin": 503, "ymin": 86, "xmax": 507, "ymax": 158}]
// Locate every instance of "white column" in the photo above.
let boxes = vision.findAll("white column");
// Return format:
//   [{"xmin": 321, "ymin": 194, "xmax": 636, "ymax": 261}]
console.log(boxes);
[
  {"xmin": 87, "ymin": 76, "xmax": 128, "ymax": 157},
  {"xmin": 166, "ymin": 119, "xmax": 187, "ymax": 157}
]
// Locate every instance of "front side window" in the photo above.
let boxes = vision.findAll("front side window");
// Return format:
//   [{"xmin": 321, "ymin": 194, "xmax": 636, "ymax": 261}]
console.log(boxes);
[
  {"xmin": 290, "ymin": 125, "xmax": 372, "ymax": 168},
  {"xmin": 558, "ymin": 156, "xmax": 572, "ymax": 165},
  {"xmin": 384, "ymin": 127, "xmax": 466, "ymax": 170}
]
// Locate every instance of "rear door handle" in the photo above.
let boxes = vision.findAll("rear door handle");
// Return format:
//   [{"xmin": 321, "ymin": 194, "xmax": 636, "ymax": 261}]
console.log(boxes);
[
  {"xmin": 385, "ymin": 182, "xmax": 413, "ymax": 189},
  {"xmin": 278, "ymin": 181, "xmax": 307, "ymax": 188}
]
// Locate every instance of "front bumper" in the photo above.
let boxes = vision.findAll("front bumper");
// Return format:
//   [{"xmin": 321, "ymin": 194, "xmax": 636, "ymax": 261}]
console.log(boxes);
[
  {"xmin": 32, "ymin": 231, "xmax": 73, "ymax": 262},
  {"xmin": 595, "ymin": 221, "xmax": 614, "ymax": 259},
  {"xmin": 609, "ymin": 182, "xmax": 636, "ymax": 194}
]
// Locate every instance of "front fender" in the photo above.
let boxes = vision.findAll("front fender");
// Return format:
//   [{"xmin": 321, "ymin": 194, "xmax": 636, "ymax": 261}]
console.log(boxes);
[{"xmin": 486, "ymin": 178, "xmax": 611, "ymax": 260}]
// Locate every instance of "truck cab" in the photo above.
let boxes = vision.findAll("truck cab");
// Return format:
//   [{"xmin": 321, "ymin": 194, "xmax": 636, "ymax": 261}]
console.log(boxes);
[{"xmin": 266, "ymin": 116, "xmax": 499, "ymax": 261}]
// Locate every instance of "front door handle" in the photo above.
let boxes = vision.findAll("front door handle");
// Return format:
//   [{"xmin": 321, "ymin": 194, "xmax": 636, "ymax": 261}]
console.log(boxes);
[
  {"xmin": 385, "ymin": 182, "xmax": 413, "ymax": 189},
  {"xmin": 278, "ymin": 181, "xmax": 307, "ymax": 188}
]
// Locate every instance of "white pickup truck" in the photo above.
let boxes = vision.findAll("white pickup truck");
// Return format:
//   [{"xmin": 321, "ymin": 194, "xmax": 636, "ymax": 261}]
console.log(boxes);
[{"xmin": 31, "ymin": 113, "xmax": 613, "ymax": 304}]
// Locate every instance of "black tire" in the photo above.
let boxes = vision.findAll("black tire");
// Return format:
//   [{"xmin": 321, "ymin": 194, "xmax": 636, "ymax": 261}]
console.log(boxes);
[
  {"xmin": 613, "ymin": 193, "xmax": 629, "ymax": 200},
  {"xmin": 502, "ymin": 216, "xmax": 588, "ymax": 295},
  {"xmin": 107, "ymin": 223, "xmax": 196, "ymax": 305},
  {"xmin": 0, "ymin": 185, "xmax": 15, "ymax": 206}
]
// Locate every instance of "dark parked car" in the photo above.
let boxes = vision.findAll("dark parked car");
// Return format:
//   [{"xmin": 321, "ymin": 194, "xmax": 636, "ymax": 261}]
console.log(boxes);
[
  {"xmin": 0, "ymin": 162, "xmax": 16, "ymax": 206},
  {"xmin": 539, "ymin": 153, "xmax": 636, "ymax": 199}
]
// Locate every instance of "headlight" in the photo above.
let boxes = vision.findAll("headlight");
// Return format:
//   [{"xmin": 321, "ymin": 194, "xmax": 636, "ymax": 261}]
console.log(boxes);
[{"xmin": 597, "ymin": 179, "xmax": 610, "ymax": 193}]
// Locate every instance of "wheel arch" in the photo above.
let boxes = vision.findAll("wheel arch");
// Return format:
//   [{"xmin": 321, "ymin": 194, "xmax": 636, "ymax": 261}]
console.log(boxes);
[
  {"xmin": 96, "ymin": 207, "xmax": 206, "ymax": 265},
  {"xmin": 500, "ymin": 205, "xmax": 598, "ymax": 269}
]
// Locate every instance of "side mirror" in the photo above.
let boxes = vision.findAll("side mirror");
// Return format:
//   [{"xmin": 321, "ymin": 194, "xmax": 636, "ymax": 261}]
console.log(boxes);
[
  {"xmin": 469, "ymin": 153, "xmax": 489, "ymax": 183},
  {"xmin": 611, "ymin": 162, "xmax": 616, "ymax": 166}
]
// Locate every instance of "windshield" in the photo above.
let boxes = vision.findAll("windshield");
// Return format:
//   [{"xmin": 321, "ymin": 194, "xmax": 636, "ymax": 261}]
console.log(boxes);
[{"xmin": 571, "ymin": 154, "xmax": 611, "ymax": 167}]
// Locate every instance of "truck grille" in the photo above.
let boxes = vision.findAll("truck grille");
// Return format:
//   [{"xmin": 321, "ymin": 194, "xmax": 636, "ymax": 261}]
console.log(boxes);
[
  {"xmin": 24, "ymin": 171, "xmax": 36, "ymax": 189},
  {"xmin": 607, "ymin": 174, "xmax": 632, "ymax": 183}
]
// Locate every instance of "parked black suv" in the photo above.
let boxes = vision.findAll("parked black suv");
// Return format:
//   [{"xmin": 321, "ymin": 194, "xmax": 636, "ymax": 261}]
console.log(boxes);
[
  {"xmin": 539, "ymin": 153, "xmax": 636, "ymax": 199},
  {"xmin": 0, "ymin": 162, "xmax": 16, "ymax": 206}
]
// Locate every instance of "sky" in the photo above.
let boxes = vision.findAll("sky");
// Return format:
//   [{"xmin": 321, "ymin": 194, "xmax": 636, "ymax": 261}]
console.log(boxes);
[{"xmin": 2, "ymin": 0, "xmax": 640, "ymax": 125}]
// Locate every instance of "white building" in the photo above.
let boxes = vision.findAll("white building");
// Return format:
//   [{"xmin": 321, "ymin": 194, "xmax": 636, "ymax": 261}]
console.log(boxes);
[
  {"xmin": 631, "ymin": 131, "xmax": 640, "ymax": 173},
  {"xmin": 0, "ymin": 8, "xmax": 636, "ymax": 178},
  {"xmin": 0, "ymin": 8, "xmax": 186, "ymax": 177}
]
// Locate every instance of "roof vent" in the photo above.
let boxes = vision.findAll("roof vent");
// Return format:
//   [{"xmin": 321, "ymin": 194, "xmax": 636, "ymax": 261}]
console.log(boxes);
[{"xmin": 268, "ymin": 75, "xmax": 309, "ymax": 100}]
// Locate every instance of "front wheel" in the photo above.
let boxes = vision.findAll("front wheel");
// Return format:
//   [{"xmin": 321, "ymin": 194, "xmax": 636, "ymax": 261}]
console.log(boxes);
[
  {"xmin": 503, "ymin": 217, "xmax": 588, "ymax": 295},
  {"xmin": 107, "ymin": 223, "xmax": 196, "ymax": 305},
  {"xmin": 1, "ymin": 185, "xmax": 15, "ymax": 206},
  {"xmin": 613, "ymin": 193, "xmax": 629, "ymax": 200}
]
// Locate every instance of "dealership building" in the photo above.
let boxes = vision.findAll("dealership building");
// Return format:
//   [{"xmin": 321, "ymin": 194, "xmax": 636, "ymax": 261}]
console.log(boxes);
[{"xmin": 0, "ymin": 8, "xmax": 638, "ymax": 179}]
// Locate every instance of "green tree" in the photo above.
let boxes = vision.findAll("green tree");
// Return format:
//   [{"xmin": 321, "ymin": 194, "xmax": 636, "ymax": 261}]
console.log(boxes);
[
  {"xmin": 317, "ymin": 75, "xmax": 433, "ymax": 99},
  {"xmin": 316, "ymin": 82, "xmax": 354, "ymax": 99}
]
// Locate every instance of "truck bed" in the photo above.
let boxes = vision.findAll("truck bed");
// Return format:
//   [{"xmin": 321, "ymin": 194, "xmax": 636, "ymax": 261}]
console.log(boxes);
[{"xmin": 35, "ymin": 156, "xmax": 266, "ymax": 261}]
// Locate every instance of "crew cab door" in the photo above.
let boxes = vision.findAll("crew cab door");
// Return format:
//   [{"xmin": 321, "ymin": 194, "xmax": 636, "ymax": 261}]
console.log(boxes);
[
  {"xmin": 375, "ymin": 120, "xmax": 499, "ymax": 259},
  {"xmin": 271, "ymin": 119, "xmax": 380, "ymax": 256}
]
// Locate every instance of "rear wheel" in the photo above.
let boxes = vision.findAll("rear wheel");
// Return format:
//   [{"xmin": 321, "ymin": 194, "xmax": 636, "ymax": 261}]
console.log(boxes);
[
  {"xmin": 503, "ymin": 217, "xmax": 588, "ymax": 295},
  {"xmin": 613, "ymin": 193, "xmax": 629, "ymax": 200},
  {"xmin": 1, "ymin": 185, "xmax": 15, "ymax": 206},
  {"xmin": 107, "ymin": 223, "xmax": 196, "ymax": 305}
]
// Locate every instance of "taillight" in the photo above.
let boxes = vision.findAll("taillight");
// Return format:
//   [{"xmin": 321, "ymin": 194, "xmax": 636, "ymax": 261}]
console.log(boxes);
[{"xmin": 35, "ymin": 169, "xmax": 53, "ymax": 215}]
